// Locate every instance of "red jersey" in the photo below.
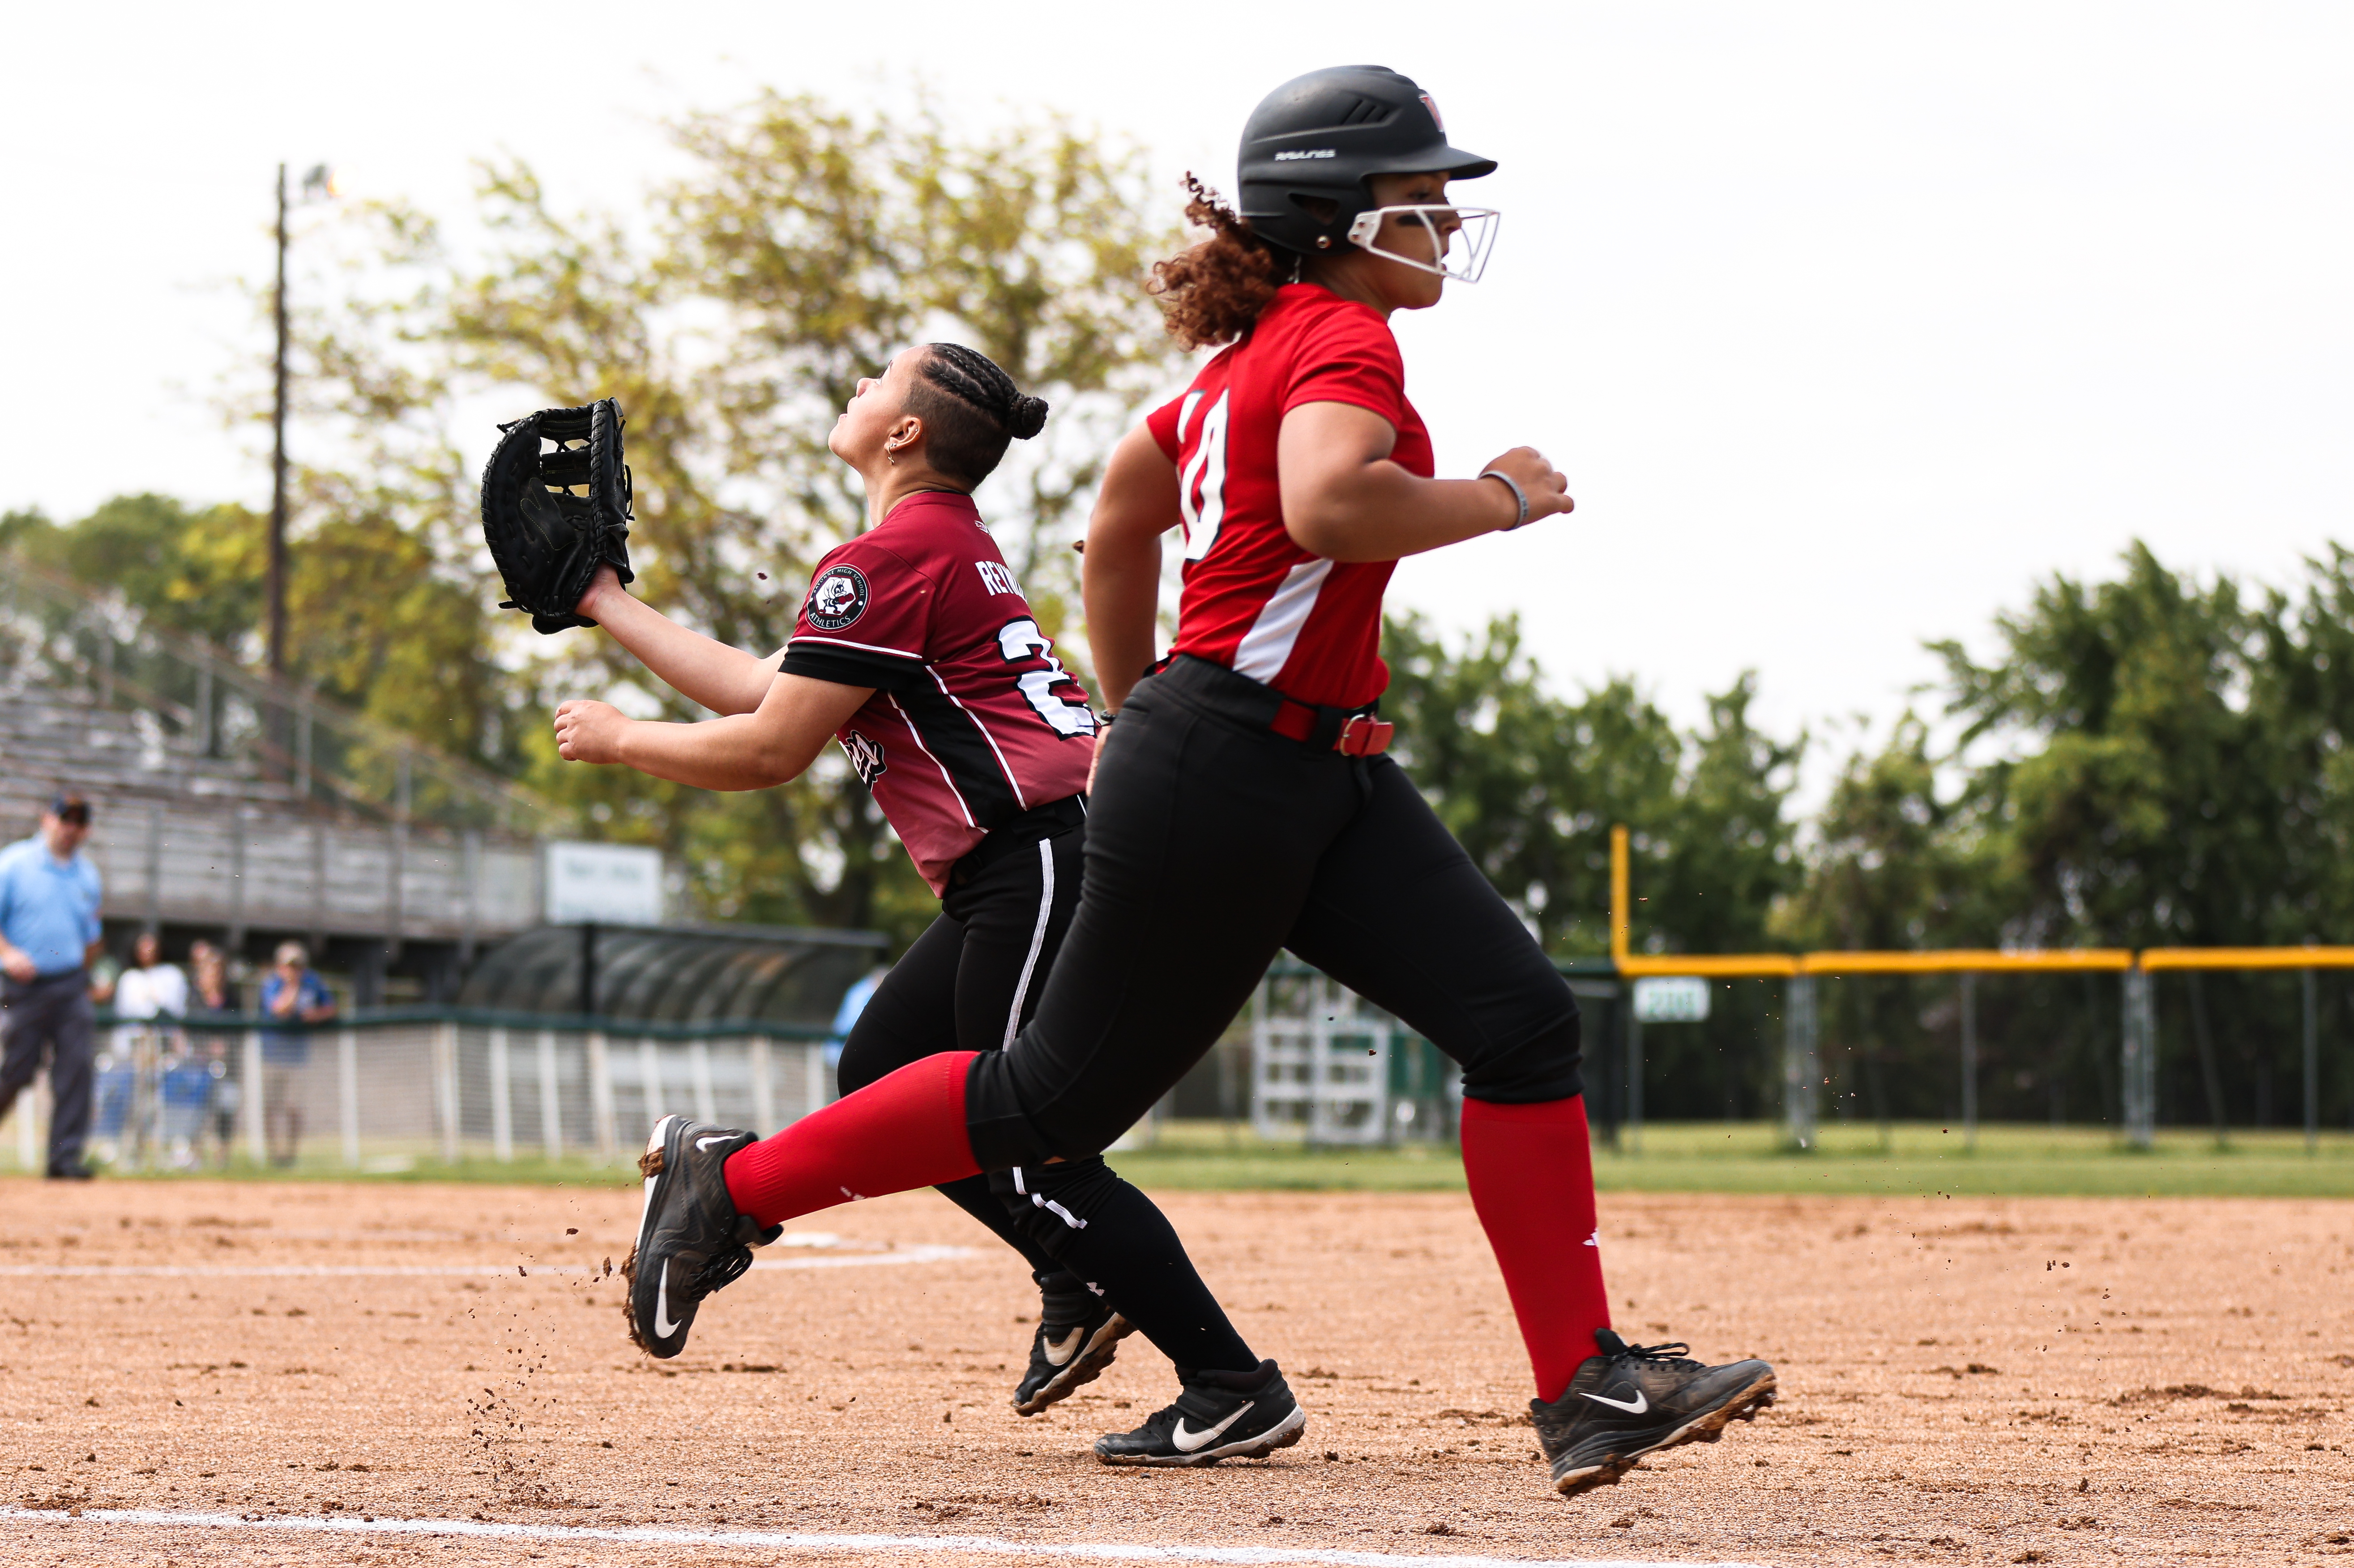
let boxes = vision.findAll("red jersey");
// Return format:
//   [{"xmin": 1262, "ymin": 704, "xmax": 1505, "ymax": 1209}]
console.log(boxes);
[
  {"xmin": 1145, "ymin": 283, "xmax": 1433, "ymax": 710},
  {"xmin": 779, "ymin": 491, "xmax": 1094, "ymax": 894}
]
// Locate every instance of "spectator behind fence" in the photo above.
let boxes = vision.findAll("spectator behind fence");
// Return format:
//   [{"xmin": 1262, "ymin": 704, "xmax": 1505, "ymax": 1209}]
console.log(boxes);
[
  {"xmin": 187, "ymin": 942, "xmax": 243, "ymax": 1169},
  {"xmin": 258, "ymin": 942, "xmax": 334, "ymax": 1167},
  {"xmin": 188, "ymin": 941, "xmax": 241, "ymax": 1017},
  {"xmin": 114, "ymin": 930, "xmax": 188, "ymax": 1048},
  {"xmin": 0, "ymin": 793, "xmax": 104, "ymax": 1179}
]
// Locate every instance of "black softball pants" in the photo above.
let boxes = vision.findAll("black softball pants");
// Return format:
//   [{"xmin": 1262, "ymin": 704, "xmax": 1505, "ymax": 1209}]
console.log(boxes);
[
  {"xmin": 966, "ymin": 655, "xmax": 1583, "ymax": 1168},
  {"xmin": 836, "ymin": 802, "xmax": 1258, "ymax": 1373}
]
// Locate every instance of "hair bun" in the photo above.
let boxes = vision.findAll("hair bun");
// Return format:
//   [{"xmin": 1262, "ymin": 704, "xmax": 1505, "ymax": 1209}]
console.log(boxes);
[{"xmin": 1006, "ymin": 394, "xmax": 1048, "ymax": 441}]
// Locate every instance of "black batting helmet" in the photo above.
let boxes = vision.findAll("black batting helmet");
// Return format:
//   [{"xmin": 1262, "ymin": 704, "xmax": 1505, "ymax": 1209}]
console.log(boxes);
[{"xmin": 1236, "ymin": 66, "xmax": 1496, "ymax": 258}]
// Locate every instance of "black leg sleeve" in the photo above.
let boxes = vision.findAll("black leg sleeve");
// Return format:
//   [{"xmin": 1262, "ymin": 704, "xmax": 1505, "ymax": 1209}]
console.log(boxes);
[
  {"xmin": 932, "ymin": 1173, "xmax": 1061, "ymax": 1276},
  {"xmin": 992, "ymin": 1157, "xmax": 1257, "ymax": 1375}
]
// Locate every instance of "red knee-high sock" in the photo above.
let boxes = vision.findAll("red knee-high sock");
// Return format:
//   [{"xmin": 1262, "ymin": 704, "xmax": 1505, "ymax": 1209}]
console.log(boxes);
[
  {"xmin": 1458, "ymin": 1094, "xmax": 1611, "ymax": 1403},
  {"xmin": 722, "ymin": 1051, "xmax": 983, "ymax": 1226}
]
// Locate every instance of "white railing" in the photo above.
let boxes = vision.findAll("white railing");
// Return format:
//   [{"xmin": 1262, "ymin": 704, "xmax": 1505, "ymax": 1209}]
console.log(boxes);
[{"xmin": 4, "ymin": 1012, "xmax": 834, "ymax": 1174}]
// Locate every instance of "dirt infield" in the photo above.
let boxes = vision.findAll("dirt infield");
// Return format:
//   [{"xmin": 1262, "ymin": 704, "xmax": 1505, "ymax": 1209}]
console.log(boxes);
[{"xmin": 0, "ymin": 1179, "xmax": 2349, "ymax": 1567}]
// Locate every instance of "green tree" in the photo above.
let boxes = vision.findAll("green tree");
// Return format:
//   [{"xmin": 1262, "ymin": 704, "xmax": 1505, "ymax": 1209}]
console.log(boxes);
[
  {"xmin": 1774, "ymin": 715, "xmax": 1987, "ymax": 952},
  {"xmin": 1645, "ymin": 673, "xmax": 1806, "ymax": 958},
  {"xmin": 9, "ymin": 495, "xmax": 267, "ymax": 655},
  {"xmin": 1382, "ymin": 612, "xmax": 1802, "ymax": 959},
  {"xmin": 1930, "ymin": 542, "xmax": 2283, "ymax": 949}
]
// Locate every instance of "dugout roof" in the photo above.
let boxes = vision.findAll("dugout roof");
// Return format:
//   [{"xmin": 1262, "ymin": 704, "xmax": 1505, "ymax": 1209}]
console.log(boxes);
[{"xmin": 457, "ymin": 922, "xmax": 888, "ymax": 1027}]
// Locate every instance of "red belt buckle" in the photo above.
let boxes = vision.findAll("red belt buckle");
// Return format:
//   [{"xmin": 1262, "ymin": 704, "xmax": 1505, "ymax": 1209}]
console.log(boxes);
[{"xmin": 1336, "ymin": 716, "xmax": 1393, "ymax": 757}]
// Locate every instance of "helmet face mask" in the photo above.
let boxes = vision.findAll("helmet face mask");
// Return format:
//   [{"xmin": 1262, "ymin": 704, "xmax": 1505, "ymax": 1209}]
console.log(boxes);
[
  {"xmin": 1343, "ymin": 204, "xmax": 1500, "ymax": 284},
  {"xmin": 1237, "ymin": 66, "xmax": 1499, "ymax": 265}
]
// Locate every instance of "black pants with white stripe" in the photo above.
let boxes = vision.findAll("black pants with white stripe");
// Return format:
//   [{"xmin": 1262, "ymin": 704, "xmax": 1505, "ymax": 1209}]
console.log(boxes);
[{"xmin": 836, "ymin": 806, "xmax": 1259, "ymax": 1373}]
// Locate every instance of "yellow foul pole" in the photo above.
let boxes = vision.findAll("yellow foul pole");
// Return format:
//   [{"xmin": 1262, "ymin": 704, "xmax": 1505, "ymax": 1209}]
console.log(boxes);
[{"xmin": 1610, "ymin": 824, "xmax": 1630, "ymax": 963}]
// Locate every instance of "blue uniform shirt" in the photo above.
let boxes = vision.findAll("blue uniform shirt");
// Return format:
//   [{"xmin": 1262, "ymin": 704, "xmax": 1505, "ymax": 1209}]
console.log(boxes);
[
  {"xmin": 0, "ymin": 835, "xmax": 103, "ymax": 978},
  {"xmin": 258, "ymin": 969, "xmax": 334, "ymax": 1065}
]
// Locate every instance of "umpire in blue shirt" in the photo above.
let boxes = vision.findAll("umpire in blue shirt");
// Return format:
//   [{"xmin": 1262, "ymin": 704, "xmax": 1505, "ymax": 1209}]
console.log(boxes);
[{"xmin": 0, "ymin": 793, "xmax": 106, "ymax": 1179}]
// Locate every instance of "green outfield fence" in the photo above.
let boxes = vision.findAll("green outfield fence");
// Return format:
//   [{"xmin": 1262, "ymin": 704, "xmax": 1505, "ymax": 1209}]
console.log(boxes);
[{"xmin": 1579, "ymin": 957, "xmax": 2354, "ymax": 1159}]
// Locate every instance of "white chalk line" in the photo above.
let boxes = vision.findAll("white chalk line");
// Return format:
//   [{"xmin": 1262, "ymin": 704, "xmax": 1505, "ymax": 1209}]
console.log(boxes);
[
  {"xmin": 0, "ymin": 1506, "xmax": 1774, "ymax": 1568},
  {"xmin": 0, "ymin": 1244, "xmax": 975, "ymax": 1279}
]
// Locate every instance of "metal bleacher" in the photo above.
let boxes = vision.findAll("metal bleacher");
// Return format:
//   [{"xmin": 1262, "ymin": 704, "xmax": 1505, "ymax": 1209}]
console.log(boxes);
[{"xmin": 0, "ymin": 556, "xmax": 546, "ymax": 991}]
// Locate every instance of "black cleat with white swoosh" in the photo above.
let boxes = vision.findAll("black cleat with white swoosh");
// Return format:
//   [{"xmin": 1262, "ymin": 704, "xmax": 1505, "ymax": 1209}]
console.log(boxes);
[
  {"xmin": 1093, "ymin": 1360, "xmax": 1306, "ymax": 1466},
  {"xmin": 1013, "ymin": 1272, "xmax": 1132, "ymax": 1416},
  {"xmin": 622, "ymin": 1115, "xmax": 780, "ymax": 1359},
  {"xmin": 1532, "ymin": 1329, "xmax": 1776, "ymax": 1496}
]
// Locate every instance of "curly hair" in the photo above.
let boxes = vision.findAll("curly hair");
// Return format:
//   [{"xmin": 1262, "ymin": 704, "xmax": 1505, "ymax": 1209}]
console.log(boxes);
[{"xmin": 1146, "ymin": 175, "xmax": 1289, "ymax": 350}]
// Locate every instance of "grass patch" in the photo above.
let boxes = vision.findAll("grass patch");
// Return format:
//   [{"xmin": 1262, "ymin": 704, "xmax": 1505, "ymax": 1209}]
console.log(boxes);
[
  {"xmin": 1585, "ymin": 1121, "xmax": 2354, "ymax": 1198},
  {"xmin": 15, "ymin": 1121, "xmax": 2354, "ymax": 1197},
  {"xmin": 1112, "ymin": 1120, "xmax": 2354, "ymax": 1198}
]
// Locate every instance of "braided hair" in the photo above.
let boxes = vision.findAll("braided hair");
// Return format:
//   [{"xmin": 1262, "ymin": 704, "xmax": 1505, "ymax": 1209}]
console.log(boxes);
[{"xmin": 903, "ymin": 343, "xmax": 1048, "ymax": 487}]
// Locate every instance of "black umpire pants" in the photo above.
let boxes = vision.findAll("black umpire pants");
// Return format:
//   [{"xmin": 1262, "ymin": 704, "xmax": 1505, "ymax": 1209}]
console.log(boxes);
[
  {"xmin": 967, "ymin": 655, "xmax": 1583, "ymax": 1168},
  {"xmin": 0, "ymin": 968, "xmax": 97, "ymax": 1176}
]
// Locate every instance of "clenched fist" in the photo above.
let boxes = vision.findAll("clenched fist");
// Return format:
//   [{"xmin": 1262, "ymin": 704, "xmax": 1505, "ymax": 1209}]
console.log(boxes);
[
  {"xmin": 554, "ymin": 699, "xmax": 632, "ymax": 764},
  {"xmin": 1479, "ymin": 446, "xmax": 1575, "ymax": 529}
]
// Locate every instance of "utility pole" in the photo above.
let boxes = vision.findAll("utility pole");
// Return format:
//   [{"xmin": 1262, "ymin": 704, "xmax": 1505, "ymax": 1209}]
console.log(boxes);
[{"xmin": 269, "ymin": 162, "xmax": 291, "ymax": 678}]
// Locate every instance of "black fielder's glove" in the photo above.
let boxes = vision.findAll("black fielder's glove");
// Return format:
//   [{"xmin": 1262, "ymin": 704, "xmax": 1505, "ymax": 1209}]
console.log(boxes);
[{"xmin": 479, "ymin": 398, "xmax": 635, "ymax": 634}]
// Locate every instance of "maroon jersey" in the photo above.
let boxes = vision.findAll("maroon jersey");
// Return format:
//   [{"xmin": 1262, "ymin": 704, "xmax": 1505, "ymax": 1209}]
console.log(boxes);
[
  {"xmin": 1145, "ymin": 283, "xmax": 1433, "ymax": 710},
  {"xmin": 780, "ymin": 491, "xmax": 1094, "ymax": 893}
]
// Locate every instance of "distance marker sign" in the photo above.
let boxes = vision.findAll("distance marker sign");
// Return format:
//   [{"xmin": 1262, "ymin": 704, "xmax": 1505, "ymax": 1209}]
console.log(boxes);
[{"xmin": 1632, "ymin": 975, "xmax": 1711, "ymax": 1023}]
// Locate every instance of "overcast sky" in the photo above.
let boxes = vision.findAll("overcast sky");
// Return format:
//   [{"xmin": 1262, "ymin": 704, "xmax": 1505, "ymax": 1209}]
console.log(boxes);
[{"xmin": 7, "ymin": 2, "xmax": 2349, "ymax": 789}]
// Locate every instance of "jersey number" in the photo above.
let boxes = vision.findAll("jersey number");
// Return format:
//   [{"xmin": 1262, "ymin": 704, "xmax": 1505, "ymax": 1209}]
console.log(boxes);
[
  {"xmin": 996, "ymin": 620, "xmax": 1095, "ymax": 738},
  {"xmin": 1178, "ymin": 390, "xmax": 1230, "ymax": 563}
]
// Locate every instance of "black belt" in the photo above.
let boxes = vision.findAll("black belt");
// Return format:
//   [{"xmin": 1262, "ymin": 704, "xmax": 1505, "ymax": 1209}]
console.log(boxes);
[
  {"xmin": 4, "ymin": 966, "xmax": 87, "ymax": 996},
  {"xmin": 950, "ymin": 794, "xmax": 1086, "ymax": 887},
  {"xmin": 1160, "ymin": 654, "xmax": 1393, "ymax": 756}
]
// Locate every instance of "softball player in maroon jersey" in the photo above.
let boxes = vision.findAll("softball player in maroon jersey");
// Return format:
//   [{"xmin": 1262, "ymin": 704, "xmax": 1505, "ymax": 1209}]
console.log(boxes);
[
  {"xmin": 621, "ymin": 69, "xmax": 1774, "ymax": 1489},
  {"xmin": 555, "ymin": 342, "xmax": 1289, "ymax": 1450}
]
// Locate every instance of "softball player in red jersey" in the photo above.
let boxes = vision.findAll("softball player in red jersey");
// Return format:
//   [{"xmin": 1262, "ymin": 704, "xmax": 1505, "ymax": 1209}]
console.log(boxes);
[
  {"xmin": 628, "ymin": 69, "xmax": 1774, "ymax": 1489},
  {"xmin": 555, "ymin": 342, "xmax": 1284, "ymax": 1448}
]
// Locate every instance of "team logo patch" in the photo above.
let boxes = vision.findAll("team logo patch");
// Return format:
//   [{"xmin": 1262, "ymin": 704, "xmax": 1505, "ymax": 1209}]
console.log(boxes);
[
  {"xmin": 805, "ymin": 564, "xmax": 870, "ymax": 631},
  {"xmin": 839, "ymin": 730, "xmax": 886, "ymax": 788}
]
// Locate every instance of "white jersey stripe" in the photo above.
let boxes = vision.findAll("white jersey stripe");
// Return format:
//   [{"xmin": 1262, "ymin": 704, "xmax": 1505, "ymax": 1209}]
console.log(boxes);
[
  {"xmin": 1231, "ymin": 558, "xmax": 1333, "ymax": 682},
  {"xmin": 887, "ymin": 692, "xmax": 976, "ymax": 827}
]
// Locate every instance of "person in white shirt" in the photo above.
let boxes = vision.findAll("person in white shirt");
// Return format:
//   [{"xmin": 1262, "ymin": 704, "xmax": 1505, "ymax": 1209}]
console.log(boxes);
[{"xmin": 113, "ymin": 931, "xmax": 188, "ymax": 1047}]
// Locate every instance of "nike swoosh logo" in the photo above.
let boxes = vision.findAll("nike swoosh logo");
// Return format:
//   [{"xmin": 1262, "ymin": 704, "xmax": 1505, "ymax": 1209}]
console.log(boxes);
[
  {"xmin": 652, "ymin": 1259, "xmax": 682, "ymax": 1339},
  {"xmin": 1044, "ymin": 1328, "xmax": 1084, "ymax": 1368},
  {"xmin": 1171, "ymin": 1399, "xmax": 1252, "ymax": 1453},
  {"xmin": 696, "ymin": 1135, "xmax": 734, "ymax": 1152},
  {"xmin": 1580, "ymin": 1387, "xmax": 1647, "ymax": 1414}
]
